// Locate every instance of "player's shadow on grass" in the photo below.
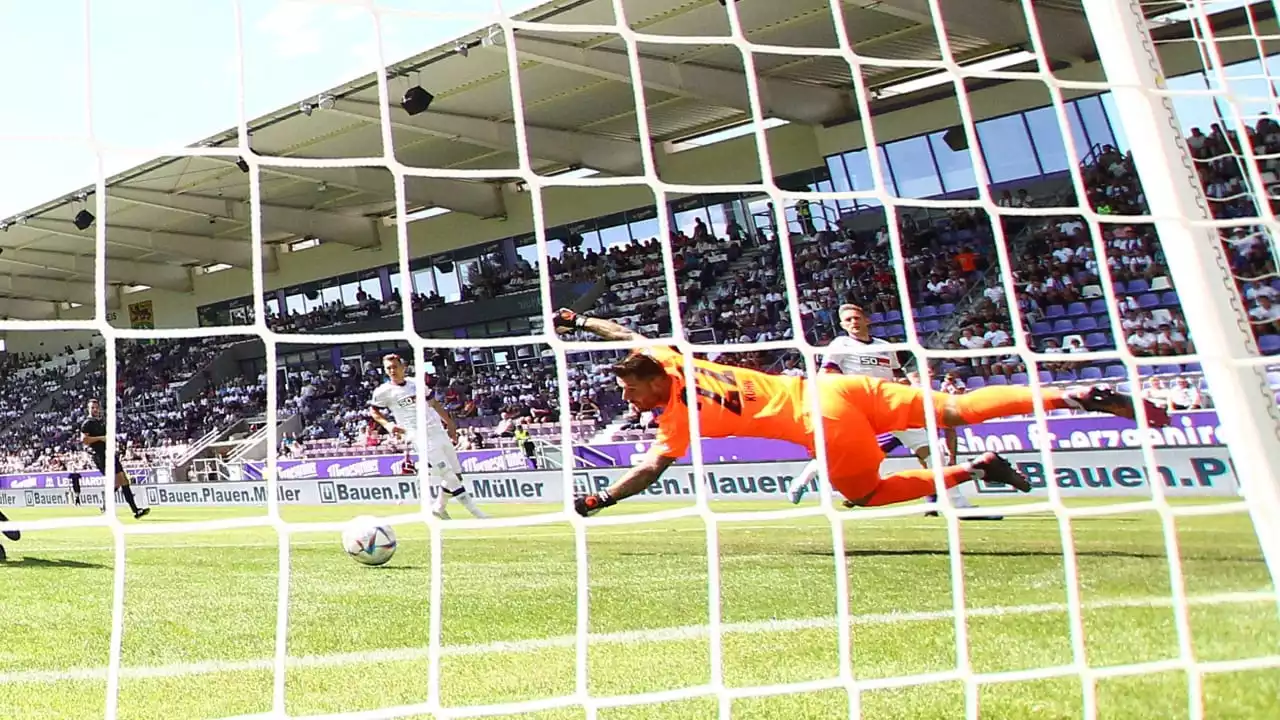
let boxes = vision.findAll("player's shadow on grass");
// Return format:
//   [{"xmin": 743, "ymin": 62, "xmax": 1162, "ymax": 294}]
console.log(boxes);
[{"xmin": 0, "ymin": 556, "xmax": 107, "ymax": 570}]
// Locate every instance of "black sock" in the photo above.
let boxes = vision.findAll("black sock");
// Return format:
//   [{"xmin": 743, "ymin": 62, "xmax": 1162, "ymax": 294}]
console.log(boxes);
[{"xmin": 120, "ymin": 485, "xmax": 139, "ymax": 513}]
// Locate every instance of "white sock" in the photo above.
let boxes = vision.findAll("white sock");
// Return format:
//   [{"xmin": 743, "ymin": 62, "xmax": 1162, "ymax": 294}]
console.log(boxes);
[
  {"xmin": 431, "ymin": 475, "xmax": 450, "ymax": 516},
  {"xmin": 440, "ymin": 471, "xmax": 488, "ymax": 519},
  {"xmin": 947, "ymin": 484, "xmax": 975, "ymax": 509},
  {"xmin": 789, "ymin": 460, "xmax": 821, "ymax": 504}
]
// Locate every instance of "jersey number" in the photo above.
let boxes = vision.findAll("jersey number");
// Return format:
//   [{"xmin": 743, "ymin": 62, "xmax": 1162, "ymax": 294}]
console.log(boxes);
[{"xmin": 694, "ymin": 367, "xmax": 743, "ymax": 416}]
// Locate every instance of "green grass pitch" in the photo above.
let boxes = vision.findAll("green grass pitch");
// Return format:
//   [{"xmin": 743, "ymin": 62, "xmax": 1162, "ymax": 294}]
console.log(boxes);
[{"xmin": 1, "ymin": 498, "xmax": 1278, "ymax": 719}]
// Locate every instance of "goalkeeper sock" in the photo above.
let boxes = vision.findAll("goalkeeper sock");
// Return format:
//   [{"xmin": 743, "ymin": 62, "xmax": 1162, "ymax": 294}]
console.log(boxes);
[{"xmin": 951, "ymin": 387, "xmax": 1068, "ymax": 425}]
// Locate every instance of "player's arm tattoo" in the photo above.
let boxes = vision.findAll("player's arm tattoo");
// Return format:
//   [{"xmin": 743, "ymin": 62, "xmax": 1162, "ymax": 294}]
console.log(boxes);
[
  {"xmin": 609, "ymin": 454, "xmax": 676, "ymax": 502},
  {"xmin": 580, "ymin": 316, "xmax": 647, "ymax": 342}
]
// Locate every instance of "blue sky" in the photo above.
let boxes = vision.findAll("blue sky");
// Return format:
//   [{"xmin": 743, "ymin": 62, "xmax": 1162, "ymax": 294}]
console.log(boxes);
[{"xmin": 0, "ymin": 0, "xmax": 545, "ymax": 219}]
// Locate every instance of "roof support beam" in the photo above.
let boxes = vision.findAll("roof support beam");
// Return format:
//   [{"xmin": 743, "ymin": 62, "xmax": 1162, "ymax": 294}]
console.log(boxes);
[
  {"xmin": 109, "ymin": 188, "xmax": 381, "ymax": 249},
  {"xmin": 331, "ymin": 101, "xmax": 645, "ymax": 176},
  {"xmin": 279, "ymin": 167, "xmax": 506, "ymax": 219},
  {"xmin": 499, "ymin": 36, "xmax": 853, "ymax": 125},
  {"xmin": 0, "ymin": 249, "xmax": 194, "ymax": 292},
  {"xmin": 23, "ymin": 220, "xmax": 273, "ymax": 271},
  {"xmin": 0, "ymin": 298, "xmax": 61, "ymax": 321},
  {"xmin": 0, "ymin": 275, "xmax": 99, "ymax": 307},
  {"xmin": 220, "ymin": 160, "xmax": 506, "ymax": 219},
  {"xmin": 845, "ymin": 0, "xmax": 1095, "ymax": 63}
]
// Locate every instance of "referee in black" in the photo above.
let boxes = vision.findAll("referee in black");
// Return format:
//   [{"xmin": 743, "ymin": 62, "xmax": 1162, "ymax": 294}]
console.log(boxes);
[{"xmin": 82, "ymin": 398, "xmax": 149, "ymax": 519}]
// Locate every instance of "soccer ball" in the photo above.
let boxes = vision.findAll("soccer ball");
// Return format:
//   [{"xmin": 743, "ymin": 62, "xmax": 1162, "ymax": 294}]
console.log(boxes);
[{"xmin": 341, "ymin": 516, "xmax": 397, "ymax": 567}]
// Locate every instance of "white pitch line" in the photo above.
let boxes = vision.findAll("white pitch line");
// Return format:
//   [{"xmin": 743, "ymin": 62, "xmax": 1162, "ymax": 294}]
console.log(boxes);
[{"xmin": 1, "ymin": 590, "xmax": 1272, "ymax": 686}]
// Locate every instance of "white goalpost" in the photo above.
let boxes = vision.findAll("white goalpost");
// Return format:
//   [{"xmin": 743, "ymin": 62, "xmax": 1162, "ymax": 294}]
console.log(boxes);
[{"xmin": 6, "ymin": 0, "xmax": 1280, "ymax": 718}]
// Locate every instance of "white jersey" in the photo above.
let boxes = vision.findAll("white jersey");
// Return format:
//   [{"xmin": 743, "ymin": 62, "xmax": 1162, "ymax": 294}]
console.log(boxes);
[
  {"xmin": 369, "ymin": 378, "xmax": 446, "ymax": 436},
  {"xmin": 822, "ymin": 335, "xmax": 902, "ymax": 380}
]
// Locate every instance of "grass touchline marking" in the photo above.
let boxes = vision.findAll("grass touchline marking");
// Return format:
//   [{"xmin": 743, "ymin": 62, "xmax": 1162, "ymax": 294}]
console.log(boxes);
[{"xmin": 1, "ymin": 590, "xmax": 1272, "ymax": 685}]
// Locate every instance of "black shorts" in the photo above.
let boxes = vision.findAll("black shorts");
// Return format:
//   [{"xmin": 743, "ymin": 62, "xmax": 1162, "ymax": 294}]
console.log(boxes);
[{"xmin": 92, "ymin": 453, "xmax": 123, "ymax": 477}]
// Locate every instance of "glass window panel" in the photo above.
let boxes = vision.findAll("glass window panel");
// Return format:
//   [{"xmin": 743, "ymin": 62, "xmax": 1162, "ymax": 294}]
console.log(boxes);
[
  {"xmin": 516, "ymin": 242, "xmax": 539, "ymax": 267},
  {"xmin": 434, "ymin": 265, "xmax": 461, "ymax": 303},
  {"xmin": 411, "ymin": 269, "xmax": 436, "ymax": 297},
  {"xmin": 339, "ymin": 281, "xmax": 360, "ymax": 306},
  {"xmin": 1024, "ymin": 106, "xmax": 1070, "ymax": 174},
  {"xmin": 1166, "ymin": 72, "xmax": 1218, "ymax": 135},
  {"xmin": 705, "ymin": 203, "xmax": 729, "ymax": 238},
  {"xmin": 927, "ymin": 131, "xmax": 977, "ymax": 193},
  {"xmin": 1065, "ymin": 103, "xmax": 1092, "ymax": 161},
  {"xmin": 599, "ymin": 223, "xmax": 632, "ymax": 250},
  {"xmin": 302, "ymin": 290, "xmax": 324, "ymax": 312},
  {"xmin": 841, "ymin": 149, "xmax": 883, "ymax": 209},
  {"xmin": 546, "ymin": 239, "xmax": 564, "ymax": 259},
  {"xmin": 389, "ymin": 271, "xmax": 403, "ymax": 299},
  {"xmin": 1098, "ymin": 94, "xmax": 1130, "ymax": 153},
  {"xmin": 285, "ymin": 293, "xmax": 306, "ymax": 315},
  {"xmin": 674, "ymin": 208, "xmax": 708, "ymax": 237},
  {"xmin": 319, "ymin": 284, "xmax": 342, "ymax": 306},
  {"xmin": 578, "ymin": 230, "xmax": 601, "ymax": 252},
  {"xmin": 885, "ymin": 136, "xmax": 942, "ymax": 198},
  {"xmin": 359, "ymin": 275, "xmax": 382, "ymax": 301},
  {"xmin": 978, "ymin": 114, "xmax": 1040, "ymax": 183},
  {"xmin": 1075, "ymin": 95, "xmax": 1116, "ymax": 150},
  {"xmin": 266, "ymin": 297, "xmax": 280, "ymax": 317},
  {"xmin": 628, "ymin": 217, "xmax": 659, "ymax": 244}
]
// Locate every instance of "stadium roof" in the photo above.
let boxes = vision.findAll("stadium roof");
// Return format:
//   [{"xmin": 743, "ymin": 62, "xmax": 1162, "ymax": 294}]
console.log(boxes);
[{"xmin": 0, "ymin": 0, "xmax": 1248, "ymax": 319}]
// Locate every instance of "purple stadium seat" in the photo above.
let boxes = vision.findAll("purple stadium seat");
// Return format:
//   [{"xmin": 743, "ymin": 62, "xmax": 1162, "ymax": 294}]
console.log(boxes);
[
  {"xmin": 1183, "ymin": 362, "xmax": 1202, "ymax": 372},
  {"xmin": 1080, "ymin": 366, "xmax": 1103, "ymax": 380},
  {"xmin": 967, "ymin": 376, "xmax": 987, "ymax": 389},
  {"xmin": 1138, "ymin": 293, "xmax": 1160, "ymax": 308},
  {"xmin": 919, "ymin": 320, "xmax": 940, "ymax": 334},
  {"xmin": 939, "ymin": 303, "xmax": 956, "ymax": 315},
  {"xmin": 1044, "ymin": 305, "xmax": 1066, "ymax": 319},
  {"xmin": 918, "ymin": 305, "xmax": 938, "ymax": 318},
  {"xmin": 1032, "ymin": 321, "xmax": 1052, "ymax": 335},
  {"xmin": 1053, "ymin": 319, "xmax": 1076, "ymax": 333},
  {"xmin": 1009, "ymin": 372, "xmax": 1028, "ymax": 385},
  {"xmin": 1156, "ymin": 364, "xmax": 1181, "ymax": 375},
  {"xmin": 1075, "ymin": 316, "xmax": 1099, "ymax": 332},
  {"xmin": 1260, "ymin": 335, "xmax": 1280, "ymax": 355},
  {"xmin": 1084, "ymin": 332, "xmax": 1110, "ymax": 348},
  {"xmin": 1066, "ymin": 301, "xmax": 1089, "ymax": 317},
  {"xmin": 985, "ymin": 374, "xmax": 1008, "ymax": 386},
  {"xmin": 1089, "ymin": 299, "xmax": 1109, "ymax": 315},
  {"xmin": 870, "ymin": 312, "xmax": 885, "ymax": 323},
  {"xmin": 885, "ymin": 310, "xmax": 902, "ymax": 322},
  {"xmin": 1160, "ymin": 291, "xmax": 1179, "ymax": 307},
  {"xmin": 1054, "ymin": 369, "xmax": 1078, "ymax": 382},
  {"xmin": 1038, "ymin": 370, "xmax": 1053, "ymax": 384},
  {"xmin": 1104, "ymin": 364, "xmax": 1127, "ymax": 378},
  {"xmin": 1138, "ymin": 365, "xmax": 1155, "ymax": 377},
  {"xmin": 1127, "ymin": 279, "xmax": 1150, "ymax": 294},
  {"xmin": 1267, "ymin": 371, "xmax": 1280, "ymax": 387}
]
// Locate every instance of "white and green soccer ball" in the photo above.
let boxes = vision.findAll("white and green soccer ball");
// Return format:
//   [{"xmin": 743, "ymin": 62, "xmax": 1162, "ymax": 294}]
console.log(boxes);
[{"xmin": 342, "ymin": 516, "xmax": 397, "ymax": 567}]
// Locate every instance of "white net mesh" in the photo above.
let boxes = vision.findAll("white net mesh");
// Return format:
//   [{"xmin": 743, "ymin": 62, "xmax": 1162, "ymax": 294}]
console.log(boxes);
[{"xmin": 3, "ymin": 0, "xmax": 1280, "ymax": 718}]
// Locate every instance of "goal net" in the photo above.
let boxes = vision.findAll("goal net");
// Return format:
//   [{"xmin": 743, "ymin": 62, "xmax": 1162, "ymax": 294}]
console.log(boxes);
[{"xmin": 3, "ymin": 0, "xmax": 1280, "ymax": 718}]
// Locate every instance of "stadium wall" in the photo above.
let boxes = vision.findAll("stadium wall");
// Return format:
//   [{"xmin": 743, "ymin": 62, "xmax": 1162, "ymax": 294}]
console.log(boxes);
[
  {"xmin": 0, "ymin": 450, "xmax": 1240, "ymax": 509},
  {"xmin": 2, "ymin": 329, "xmax": 102, "ymax": 356},
  {"xmin": 62, "ymin": 15, "xmax": 1276, "ymax": 331}
]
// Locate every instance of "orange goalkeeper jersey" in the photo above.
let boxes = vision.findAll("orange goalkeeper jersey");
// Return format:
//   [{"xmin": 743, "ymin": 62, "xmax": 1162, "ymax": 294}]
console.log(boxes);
[{"xmin": 644, "ymin": 347, "xmax": 812, "ymax": 459}]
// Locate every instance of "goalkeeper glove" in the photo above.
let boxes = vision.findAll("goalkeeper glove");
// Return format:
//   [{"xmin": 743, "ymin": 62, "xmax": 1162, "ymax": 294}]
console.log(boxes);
[
  {"xmin": 552, "ymin": 308, "xmax": 588, "ymax": 334},
  {"xmin": 574, "ymin": 491, "xmax": 615, "ymax": 517}
]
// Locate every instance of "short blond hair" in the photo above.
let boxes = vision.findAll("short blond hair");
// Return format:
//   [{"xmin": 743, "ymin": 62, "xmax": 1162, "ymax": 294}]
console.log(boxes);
[{"xmin": 837, "ymin": 304, "xmax": 864, "ymax": 317}]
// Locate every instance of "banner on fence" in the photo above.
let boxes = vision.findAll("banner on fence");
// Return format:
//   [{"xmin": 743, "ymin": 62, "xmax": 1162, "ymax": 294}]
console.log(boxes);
[{"xmin": 0, "ymin": 448, "xmax": 1238, "ymax": 508}]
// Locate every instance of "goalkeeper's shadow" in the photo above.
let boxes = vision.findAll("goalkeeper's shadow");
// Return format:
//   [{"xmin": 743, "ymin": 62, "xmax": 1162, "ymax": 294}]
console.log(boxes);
[{"xmin": 0, "ymin": 555, "xmax": 107, "ymax": 570}]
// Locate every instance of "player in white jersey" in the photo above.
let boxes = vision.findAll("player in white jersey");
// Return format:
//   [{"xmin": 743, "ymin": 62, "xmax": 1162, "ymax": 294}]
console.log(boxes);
[
  {"xmin": 791, "ymin": 304, "xmax": 1001, "ymax": 519},
  {"xmin": 369, "ymin": 354, "xmax": 487, "ymax": 520}
]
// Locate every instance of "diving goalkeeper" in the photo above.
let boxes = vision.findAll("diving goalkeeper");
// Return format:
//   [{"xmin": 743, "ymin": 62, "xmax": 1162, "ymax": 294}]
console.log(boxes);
[{"xmin": 554, "ymin": 309, "xmax": 1170, "ymax": 516}]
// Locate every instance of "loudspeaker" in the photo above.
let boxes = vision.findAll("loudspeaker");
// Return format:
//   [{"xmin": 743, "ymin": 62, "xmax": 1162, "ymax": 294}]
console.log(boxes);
[
  {"xmin": 942, "ymin": 126, "xmax": 968, "ymax": 152},
  {"xmin": 73, "ymin": 210, "xmax": 95, "ymax": 231},
  {"xmin": 401, "ymin": 86, "xmax": 435, "ymax": 116}
]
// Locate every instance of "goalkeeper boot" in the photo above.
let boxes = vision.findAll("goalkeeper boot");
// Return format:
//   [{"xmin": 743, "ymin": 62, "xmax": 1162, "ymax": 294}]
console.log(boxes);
[
  {"xmin": 575, "ymin": 491, "xmax": 616, "ymax": 517},
  {"xmin": 133, "ymin": 507, "xmax": 151, "ymax": 520},
  {"xmin": 969, "ymin": 452, "xmax": 1031, "ymax": 493},
  {"xmin": 1068, "ymin": 386, "xmax": 1170, "ymax": 427},
  {"xmin": 0, "ymin": 510, "xmax": 18, "ymax": 541}
]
